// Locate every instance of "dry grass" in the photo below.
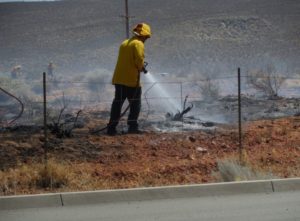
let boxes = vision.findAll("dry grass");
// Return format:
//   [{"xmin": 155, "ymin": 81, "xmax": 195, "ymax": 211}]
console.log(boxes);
[
  {"xmin": 0, "ymin": 159, "xmax": 70, "ymax": 195},
  {"xmin": 215, "ymin": 157, "xmax": 277, "ymax": 182}
]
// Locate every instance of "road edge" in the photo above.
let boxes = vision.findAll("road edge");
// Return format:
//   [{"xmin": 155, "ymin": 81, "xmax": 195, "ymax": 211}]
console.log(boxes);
[{"xmin": 0, "ymin": 178, "xmax": 299, "ymax": 210}]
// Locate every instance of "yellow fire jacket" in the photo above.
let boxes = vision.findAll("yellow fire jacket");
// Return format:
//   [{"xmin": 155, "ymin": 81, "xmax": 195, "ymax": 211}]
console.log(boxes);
[{"xmin": 112, "ymin": 37, "xmax": 145, "ymax": 87}]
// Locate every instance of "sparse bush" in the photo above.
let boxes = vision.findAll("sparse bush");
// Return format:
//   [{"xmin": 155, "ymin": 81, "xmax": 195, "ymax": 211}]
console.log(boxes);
[
  {"xmin": 69, "ymin": 69, "xmax": 111, "ymax": 103},
  {"xmin": 37, "ymin": 159, "xmax": 69, "ymax": 188},
  {"xmin": 87, "ymin": 75, "xmax": 106, "ymax": 92},
  {"xmin": 199, "ymin": 78, "xmax": 220, "ymax": 102},
  {"xmin": 47, "ymin": 93, "xmax": 83, "ymax": 138},
  {"xmin": 247, "ymin": 65, "xmax": 285, "ymax": 99},
  {"xmin": 75, "ymin": 68, "xmax": 111, "ymax": 92},
  {"xmin": 215, "ymin": 158, "xmax": 276, "ymax": 182}
]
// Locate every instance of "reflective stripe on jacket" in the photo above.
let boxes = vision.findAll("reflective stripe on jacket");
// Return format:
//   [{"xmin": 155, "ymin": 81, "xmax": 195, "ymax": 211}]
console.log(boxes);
[{"xmin": 112, "ymin": 37, "xmax": 144, "ymax": 87}]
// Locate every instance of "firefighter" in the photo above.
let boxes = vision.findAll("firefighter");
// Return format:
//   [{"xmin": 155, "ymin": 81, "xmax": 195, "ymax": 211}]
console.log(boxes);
[
  {"xmin": 11, "ymin": 65, "xmax": 21, "ymax": 79},
  {"xmin": 107, "ymin": 23, "xmax": 151, "ymax": 135},
  {"xmin": 47, "ymin": 62, "xmax": 54, "ymax": 78}
]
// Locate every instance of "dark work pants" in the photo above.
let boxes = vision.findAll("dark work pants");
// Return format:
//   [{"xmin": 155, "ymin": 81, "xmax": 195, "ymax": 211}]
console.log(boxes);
[{"xmin": 108, "ymin": 84, "xmax": 141, "ymax": 130}]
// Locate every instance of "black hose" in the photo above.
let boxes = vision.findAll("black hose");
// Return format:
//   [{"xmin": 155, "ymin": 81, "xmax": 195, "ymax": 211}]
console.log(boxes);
[
  {"xmin": 90, "ymin": 104, "xmax": 130, "ymax": 134},
  {"xmin": 0, "ymin": 86, "xmax": 24, "ymax": 125}
]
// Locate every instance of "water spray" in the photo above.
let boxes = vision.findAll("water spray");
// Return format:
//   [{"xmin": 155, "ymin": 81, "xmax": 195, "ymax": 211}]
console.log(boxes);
[{"xmin": 143, "ymin": 72, "xmax": 182, "ymax": 113}]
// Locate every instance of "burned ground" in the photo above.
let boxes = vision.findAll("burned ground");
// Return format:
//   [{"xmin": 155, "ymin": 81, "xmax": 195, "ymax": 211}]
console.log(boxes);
[{"xmin": 0, "ymin": 114, "xmax": 299, "ymax": 195}]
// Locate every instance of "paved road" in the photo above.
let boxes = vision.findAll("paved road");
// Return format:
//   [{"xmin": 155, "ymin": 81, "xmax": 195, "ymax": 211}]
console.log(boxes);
[{"xmin": 1, "ymin": 191, "xmax": 299, "ymax": 221}]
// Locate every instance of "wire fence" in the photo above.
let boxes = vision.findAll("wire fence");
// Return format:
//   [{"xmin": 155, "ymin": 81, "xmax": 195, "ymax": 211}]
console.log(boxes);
[
  {"xmin": 0, "ymin": 70, "xmax": 300, "ymax": 194},
  {"xmin": 1, "ymin": 72, "xmax": 300, "ymax": 135},
  {"xmin": 1, "ymin": 73, "xmax": 299, "ymax": 126},
  {"xmin": 1, "ymin": 74, "xmax": 299, "ymax": 120}
]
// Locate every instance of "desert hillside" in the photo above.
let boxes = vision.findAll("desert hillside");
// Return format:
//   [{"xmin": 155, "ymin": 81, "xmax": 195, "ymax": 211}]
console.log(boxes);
[{"xmin": 0, "ymin": 0, "xmax": 300, "ymax": 77}]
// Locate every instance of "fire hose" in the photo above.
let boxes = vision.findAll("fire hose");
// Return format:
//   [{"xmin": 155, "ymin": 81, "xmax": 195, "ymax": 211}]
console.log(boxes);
[{"xmin": 0, "ymin": 86, "xmax": 24, "ymax": 125}]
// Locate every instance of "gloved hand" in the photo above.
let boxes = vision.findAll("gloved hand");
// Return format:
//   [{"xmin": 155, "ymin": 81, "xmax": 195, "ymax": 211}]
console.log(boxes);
[
  {"xmin": 142, "ymin": 66, "xmax": 148, "ymax": 74},
  {"xmin": 142, "ymin": 61, "xmax": 148, "ymax": 74}
]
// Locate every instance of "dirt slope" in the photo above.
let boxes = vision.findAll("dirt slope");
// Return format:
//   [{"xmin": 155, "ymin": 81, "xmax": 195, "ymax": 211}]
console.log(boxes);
[{"xmin": 0, "ymin": 116, "xmax": 299, "ymax": 195}]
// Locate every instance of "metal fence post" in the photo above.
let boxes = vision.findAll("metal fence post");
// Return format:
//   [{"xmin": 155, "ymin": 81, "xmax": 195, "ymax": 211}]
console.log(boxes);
[
  {"xmin": 43, "ymin": 72, "xmax": 48, "ymax": 165},
  {"xmin": 238, "ymin": 68, "xmax": 243, "ymax": 164},
  {"xmin": 180, "ymin": 82, "xmax": 183, "ymax": 131}
]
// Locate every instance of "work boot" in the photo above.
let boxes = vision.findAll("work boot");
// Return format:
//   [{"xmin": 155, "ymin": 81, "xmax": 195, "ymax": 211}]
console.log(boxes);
[
  {"xmin": 128, "ymin": 126, "xmax": 143, "ymax": 134},
  {"xmin": 107, "ymin": 127, "xmax": 117, "ymax": 136}
]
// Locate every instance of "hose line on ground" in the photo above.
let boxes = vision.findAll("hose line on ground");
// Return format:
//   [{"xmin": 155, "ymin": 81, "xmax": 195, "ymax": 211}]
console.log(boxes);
[{"xmin": 0, "ymin": 86, "xmax": 24, "ymax": 125}]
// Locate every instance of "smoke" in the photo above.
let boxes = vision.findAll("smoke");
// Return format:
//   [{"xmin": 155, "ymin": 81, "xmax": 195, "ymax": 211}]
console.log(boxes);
[{"xmin": 143, "ymin": 72, "xmax": 182, "ymax": 113}]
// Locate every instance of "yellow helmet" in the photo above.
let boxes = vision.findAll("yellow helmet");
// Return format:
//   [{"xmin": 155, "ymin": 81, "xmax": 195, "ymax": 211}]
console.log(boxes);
[{"xmin": 133, "ymin": 23, "xmax": 151, "ymax": 38}]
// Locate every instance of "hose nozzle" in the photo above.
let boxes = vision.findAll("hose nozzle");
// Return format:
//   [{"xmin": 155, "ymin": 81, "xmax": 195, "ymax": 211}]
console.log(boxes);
[{"xmin": 142, "ymin": 61, "xmax": 148, "ymax": 74}]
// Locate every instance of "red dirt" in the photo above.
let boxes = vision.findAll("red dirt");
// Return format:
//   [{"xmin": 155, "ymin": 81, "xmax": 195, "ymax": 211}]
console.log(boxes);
[{"xmin": 0, "ymin": 116, "xmax": 299, "ymax": 195}]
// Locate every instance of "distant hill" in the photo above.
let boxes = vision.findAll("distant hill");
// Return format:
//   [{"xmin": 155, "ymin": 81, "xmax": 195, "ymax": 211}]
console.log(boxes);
[{"xmin": 0, "ymin": 0, "xmax": 299, "ymax": 78}]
